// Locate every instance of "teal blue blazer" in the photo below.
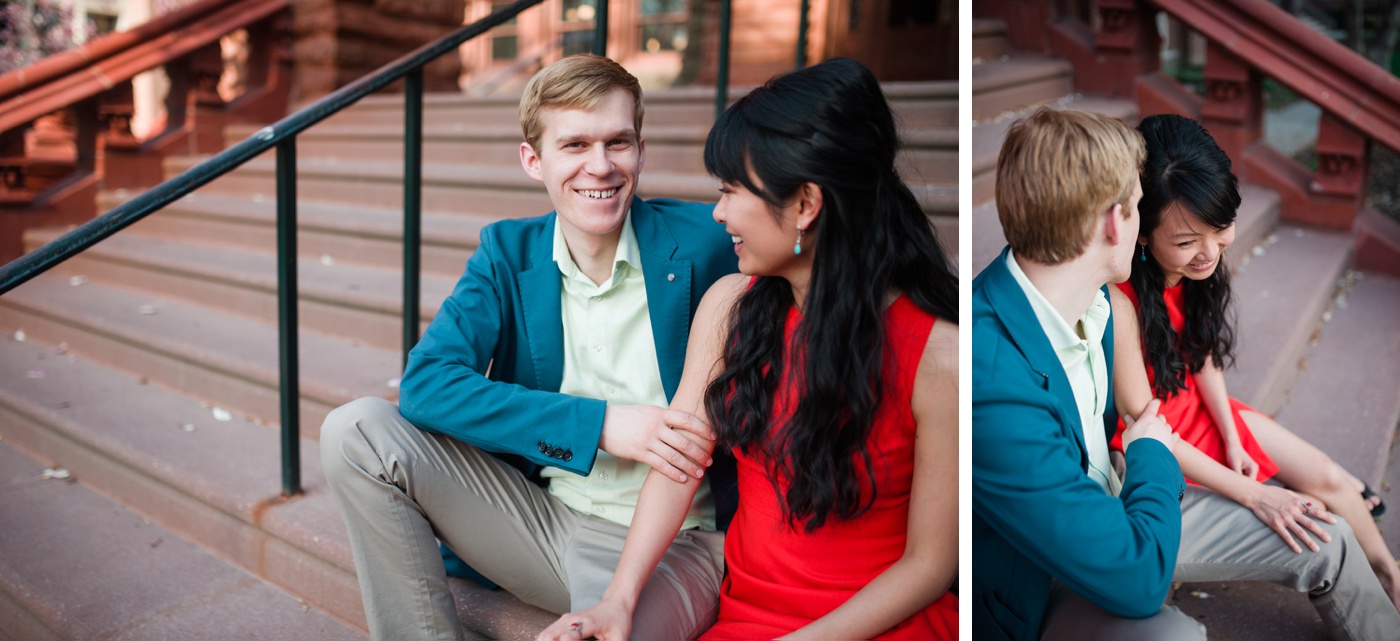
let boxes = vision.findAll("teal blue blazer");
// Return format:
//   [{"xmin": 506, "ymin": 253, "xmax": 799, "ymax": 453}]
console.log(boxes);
[
  {"xmin": 399, "ymin": 197, "xmax": 739, "ymax": 523},
  {"xmin": 971, "ymin": 247, "xmax": 1185, "ymax": 641}
]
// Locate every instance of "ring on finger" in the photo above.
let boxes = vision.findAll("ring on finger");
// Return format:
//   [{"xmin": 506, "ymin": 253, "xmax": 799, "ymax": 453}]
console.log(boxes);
[{"xmin": 1304, "ymin": 501, "xmax": 1314, "ymax": 512}]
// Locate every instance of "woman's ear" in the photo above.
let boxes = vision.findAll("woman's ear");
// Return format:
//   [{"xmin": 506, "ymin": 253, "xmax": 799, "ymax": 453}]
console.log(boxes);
[{"xmin": 795, "ymin": 182, "xmax": 823, "ymax": 230}]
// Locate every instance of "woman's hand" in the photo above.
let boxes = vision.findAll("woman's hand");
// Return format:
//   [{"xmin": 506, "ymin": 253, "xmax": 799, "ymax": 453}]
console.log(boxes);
[
  {"xmin": 1246, "ymin": 484, "xmax": 1337, "ymax": 554},
  {"xmin": 1224, "ymin": 442, "xmax": 1259, "ymax": 480},
  {"xmin": 537, "ymin": 599, "xmax": 633, "ymax": 641}
]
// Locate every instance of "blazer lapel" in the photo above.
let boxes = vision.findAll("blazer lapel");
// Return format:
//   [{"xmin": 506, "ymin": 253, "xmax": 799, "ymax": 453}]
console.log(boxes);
[
  {"xmin": 518, "ymin": 215, "xmax": 565, "ymax": 392},
  {"xmin": 983, "ymin": 248, "xmax": 1090, "ymax": 468},
  {"xmin": 632, "ymin": 199, "xmax": 691, "ymax": 402}
]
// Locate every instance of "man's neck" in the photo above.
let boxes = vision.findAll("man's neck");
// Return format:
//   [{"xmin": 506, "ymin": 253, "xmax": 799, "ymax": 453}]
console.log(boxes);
[
  {"xmin": 1014, "ymin": 253, "xmax": 1105, "ymax": 329},
  {"xmin": 563, "ymin": 227, "xmax": 622, "ymax": 286}
]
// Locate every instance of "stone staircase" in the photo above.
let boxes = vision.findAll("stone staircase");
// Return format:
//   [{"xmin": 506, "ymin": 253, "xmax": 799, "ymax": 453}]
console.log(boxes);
[
  {"xmin": 973, "ymin": 17, "xmax": 1400, "ymax": 640},
  {"xmin": 0, "ymin": 81, "xmax": 957, "ymax": 638}
]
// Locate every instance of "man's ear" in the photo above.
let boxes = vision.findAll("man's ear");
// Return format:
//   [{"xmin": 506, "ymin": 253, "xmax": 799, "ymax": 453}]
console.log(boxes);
[
  {"xmin": 1102, "ymin": 202, "xmax": 1125, "ymax": 246},
  {"xmin": 520, "ymin": 142, "xmax": 543, "ymax": 182},
  {"xmin": 795, "ymin": 182, "xmax": 823, "ymax": 230}
]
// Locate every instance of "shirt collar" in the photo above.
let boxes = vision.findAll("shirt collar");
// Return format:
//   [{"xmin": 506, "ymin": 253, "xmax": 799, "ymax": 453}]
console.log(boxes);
[
  {"xmin": 552, "ymin": 208, "xmax": 640, "ymax": 282},
  {"xmin": 1005, "ymin": 250, "xmax": 1109, "ymax": 353}
]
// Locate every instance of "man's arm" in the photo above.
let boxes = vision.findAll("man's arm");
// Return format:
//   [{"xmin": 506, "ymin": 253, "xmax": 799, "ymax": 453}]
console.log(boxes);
[
  {"xmin": 973, "ymin": 327, "xmax": 1184, "ymax": 618},
  {"xmin": 398, "ymin": 227, "xmax": 607, "ymax": 475}
]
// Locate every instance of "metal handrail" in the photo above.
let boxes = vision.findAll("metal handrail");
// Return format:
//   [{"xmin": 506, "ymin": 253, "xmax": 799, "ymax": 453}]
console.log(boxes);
[{"xmin": 0, "ymin": 0, "xmax": 737, "ymax": 498}]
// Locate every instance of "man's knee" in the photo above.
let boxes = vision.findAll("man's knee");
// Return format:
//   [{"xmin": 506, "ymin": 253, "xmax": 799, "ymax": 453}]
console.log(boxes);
[
  {"xmin": 320, "ymin": 396, "xmax": 401, "ymax": 482},
  {"xmin": 1309, "ymin": 514, "xmax": 1357, "ymax": 591}
]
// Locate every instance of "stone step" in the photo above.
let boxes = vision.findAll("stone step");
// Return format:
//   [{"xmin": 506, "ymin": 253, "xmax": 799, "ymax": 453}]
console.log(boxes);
[
  {"xmin": 0, "ymin": 440, "xmax": 365, "ymax": 641},
  {"xmin": 972, "ymin": 18, "xmax": 1010, "ymax": 62},
  {"xmin": 1273, "ymin": 272, "xmax": 1400, "ymax": 485},
  {"xmin": 970, "ymin": 94, "xmax": 1139, "ymax": 207},
  {"xmin": 1170, "ymin": 582, "xmax": 1328, "ymax": 640},
  {"xmin": 100, "ymin": 191, "xmax": 486, "ymax": 278},
  {"xmin": 227, "ymin": 123, "xmax": 958, "ymax": 186},
  {"xmin": 0, "ymin": 338, "xmax": 552, "ymax": 639},
  {"xmin": 316, "ymin": 83, "xmax": 958, "ymax": 131},
  {"xmin": 23, "ymin": 227, "xmax": 456, "ymax": 353},
  {"xmin": 0, "ymin": 275, "xmax": 401, "ymax": 437},
  {"xmin": 970, "ymin": 54, "xmax": 1073, "ymax": 122},
  {"xmin": 970, "ymin": 183, "xmax": 1280, "ymax": 278},
  {"xmin": 1224, "ymin": 225, "xmax": 1354, "ymax": 414},
  {"xmin": 162, "ymin": 154, "xmax": 957, "ymax": 220}
]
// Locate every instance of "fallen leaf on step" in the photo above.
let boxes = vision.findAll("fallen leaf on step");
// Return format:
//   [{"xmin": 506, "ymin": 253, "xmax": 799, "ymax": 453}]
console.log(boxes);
[
  {"xmin": 1189, "ymin": 590, "xmax": 1211, "ymax": 599},
  {"xmin": 320, "ymin": 254, "xmax": 334, "ymax": 266},
  {"xmin": 69, "ymin": 276, "xmax": 86, "ymax": 286},
  {"xmin": 150, "ymin": 538, "xmax": 163, "ymax": 549},
  {"xmin": 138, "ymin": 304, "xmax": 159, "ymax": 315},
  {"xmin": 13, "ymin": 329, "xmax": 24, "ymax": 342},
  {"xmin": 211, "ymin": 407, "xmax": 232, "ymax": 422},
  {"xmin": 40, "ymin": 467, "xmax": 71, "ymax": 480},
  {"xmin": 180, "ymin": 423, "xmax": 196, "ymax": 432}
]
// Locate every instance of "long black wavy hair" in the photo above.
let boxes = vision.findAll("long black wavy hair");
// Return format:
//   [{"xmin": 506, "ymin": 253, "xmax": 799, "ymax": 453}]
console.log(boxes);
[
  {"xmin": 1131, "ymin": 114, "xmax": 1238, "ymax": 398},
  {"xmin": 701, "ymin": 58, "xmax": 958, "ymax": 532}
]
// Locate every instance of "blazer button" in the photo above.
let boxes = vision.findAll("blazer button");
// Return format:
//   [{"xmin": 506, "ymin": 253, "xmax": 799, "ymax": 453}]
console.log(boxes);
[
  {"xmin": 562, "ymin": 450, "xmax": 573, "ymax": 462},
  {"xmin": 538, "ymin": 442, "xmax": 548, "ymax": 454},
  {"xmin": 667, "ymin": 273, "xmax": 676, "ymax": 282}
]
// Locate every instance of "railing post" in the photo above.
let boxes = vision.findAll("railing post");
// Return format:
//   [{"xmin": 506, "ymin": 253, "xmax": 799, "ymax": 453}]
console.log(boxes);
[
  {"xmin": 796, "ymin": 0, "xmax": 809, "ymax": 70},
  {"xmin": 715, "ymin": 0, "xmax": 732, "ymax": 121},
  {"xmin": 403, "ymin": 69, "xmax": 423, "ymax": 371},
  {"xmin": 277, "ymin": 138, "xmax": 301, "ymax": 497},
  {"xmin": 593, "ymin": 0, "xmax": 610, "ymax": 57}
]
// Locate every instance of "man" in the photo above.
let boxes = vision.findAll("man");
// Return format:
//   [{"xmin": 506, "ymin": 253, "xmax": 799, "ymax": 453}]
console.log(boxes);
[
  {"xmin": 321, "ymin": 55, "xmax": 737, "ymax": 640},
  {"xmin": 973, "ymin": 108, "xmax": 1400, "ymax": 641}
]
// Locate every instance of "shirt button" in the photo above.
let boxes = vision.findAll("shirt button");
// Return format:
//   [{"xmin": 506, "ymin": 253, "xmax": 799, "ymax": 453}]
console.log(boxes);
[
  {"xmin": 599, "ymin": 472, "xmax": 609, "ymax": 481},
  {"xmin": 594, "ymin": 344, "xmax": 602, "ymax": 352},
  {"xmin": 606, "ymin": 385, "xmax": 615, "ymax": 394},
  {"xmin": 590, "ymin": 296, "xmax": 600, "ymax": 302},
  {"xmin": 596, "ymin": 506, "xmax": 607, "ymax": 514}
]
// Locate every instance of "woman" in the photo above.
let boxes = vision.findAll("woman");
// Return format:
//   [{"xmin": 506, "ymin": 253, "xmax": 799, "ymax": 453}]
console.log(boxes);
[
  {"xmin": 536, "ymin": 58, "xmax": 958, "ymax": 640},
  {"xmin": 1111, "ymin": 113, "xmax": 1400, "ymax": 611}
]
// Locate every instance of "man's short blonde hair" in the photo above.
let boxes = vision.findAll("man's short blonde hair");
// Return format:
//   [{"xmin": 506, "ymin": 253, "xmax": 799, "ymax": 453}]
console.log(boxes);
[
  {"xmin": 995, "ymin": 108, "xmax": 1145, "ymax": 264},
  {"xmin": 519, "ymin": 54, "xmax": 643, "ymax": 153}
]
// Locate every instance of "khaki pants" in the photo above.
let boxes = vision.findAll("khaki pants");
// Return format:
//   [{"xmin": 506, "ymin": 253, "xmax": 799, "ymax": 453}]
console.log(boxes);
[
  {"xmin": 321, "ymin": 397, "xmax": 726, "ymax": 641},
  {"xmin": 1042, "ymin": 486, "xmax": 1400, "ymax": 641}
]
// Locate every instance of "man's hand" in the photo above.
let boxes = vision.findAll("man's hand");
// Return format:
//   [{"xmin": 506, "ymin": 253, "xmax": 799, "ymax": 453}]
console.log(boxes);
[
  {"xmin": 1121, "ymin": 399, "xmax": 1178, "ymax": 453},
  {"xmin": 599, "ymin": 405, "xmax": 715, "ymax": 483}
]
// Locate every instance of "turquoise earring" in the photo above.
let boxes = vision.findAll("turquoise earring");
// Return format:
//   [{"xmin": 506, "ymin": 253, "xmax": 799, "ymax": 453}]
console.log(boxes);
[
  {"xmin": 1139, "ymin": 243, "xmax": 1147, "ymax": 262},
  {"xmin": 794, "ymin": 228, "xmax": 805, "ymax": 255}
]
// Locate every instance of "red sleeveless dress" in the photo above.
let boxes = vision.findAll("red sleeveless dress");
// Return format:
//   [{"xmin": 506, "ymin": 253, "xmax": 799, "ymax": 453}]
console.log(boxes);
[
  {"xmin": 1111, "ymin": 281, "xmax": 1278, "ymax": 483},
  {"xmin": 700, "ymin": 294, "xmax": 958, "ymax": 640}
]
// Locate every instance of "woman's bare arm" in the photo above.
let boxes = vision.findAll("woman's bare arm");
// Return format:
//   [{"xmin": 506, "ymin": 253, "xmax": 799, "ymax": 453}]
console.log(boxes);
[{"xmin": 537, "ymin": 273, "xmax": 748, "ymax": 641}]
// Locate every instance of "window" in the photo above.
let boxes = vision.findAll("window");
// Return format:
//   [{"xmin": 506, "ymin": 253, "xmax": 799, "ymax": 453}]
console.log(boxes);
[
  {"xmin": 490, "ymin": 2, "xmax": 519, "ymax": 61},
  {"xmin": 639, "ymin": 0, "xmax": 687, "ymax": 53}
]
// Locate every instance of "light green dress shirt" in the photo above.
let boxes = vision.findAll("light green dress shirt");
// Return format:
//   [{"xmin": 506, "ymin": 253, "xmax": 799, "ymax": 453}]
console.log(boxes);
[
  {"xmin": 1006, "ymin": 251, "xmax": 1121, "ymax": 496},
  {"xmin": 540, "ymin": 211, "xmax": 717, "ymax": 530}
]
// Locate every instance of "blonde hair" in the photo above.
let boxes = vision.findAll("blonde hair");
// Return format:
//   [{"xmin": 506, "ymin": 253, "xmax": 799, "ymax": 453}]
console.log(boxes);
[
  {"xmin": 995, "ymin": 108, "xmax": 1145, "ymax": 264},
  {"xmin": 519, "ymin": 54, "xmax": 643, "ymax": 152}
]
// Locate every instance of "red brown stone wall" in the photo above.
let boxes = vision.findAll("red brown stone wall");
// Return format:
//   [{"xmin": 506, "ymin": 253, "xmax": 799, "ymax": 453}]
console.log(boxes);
[{"xmin": 290, "ymin": 0, "xmax": 465, "ymax": 102}]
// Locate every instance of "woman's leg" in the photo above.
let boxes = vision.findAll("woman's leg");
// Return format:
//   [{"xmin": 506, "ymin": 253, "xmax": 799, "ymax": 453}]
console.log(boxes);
[{"xmin": 1242, "ymin": 410, "xmax": 1400, "ymax": 613}]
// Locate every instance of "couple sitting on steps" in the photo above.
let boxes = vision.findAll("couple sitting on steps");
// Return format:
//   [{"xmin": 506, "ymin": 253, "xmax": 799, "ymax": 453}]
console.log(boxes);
[
  {"xmin": 973, "ymin": 108, "xmax": 1400, "ymax": 641},
  {"xmin": 320, "ymin": 54, "xmax": 960, "ymax": 640}
]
